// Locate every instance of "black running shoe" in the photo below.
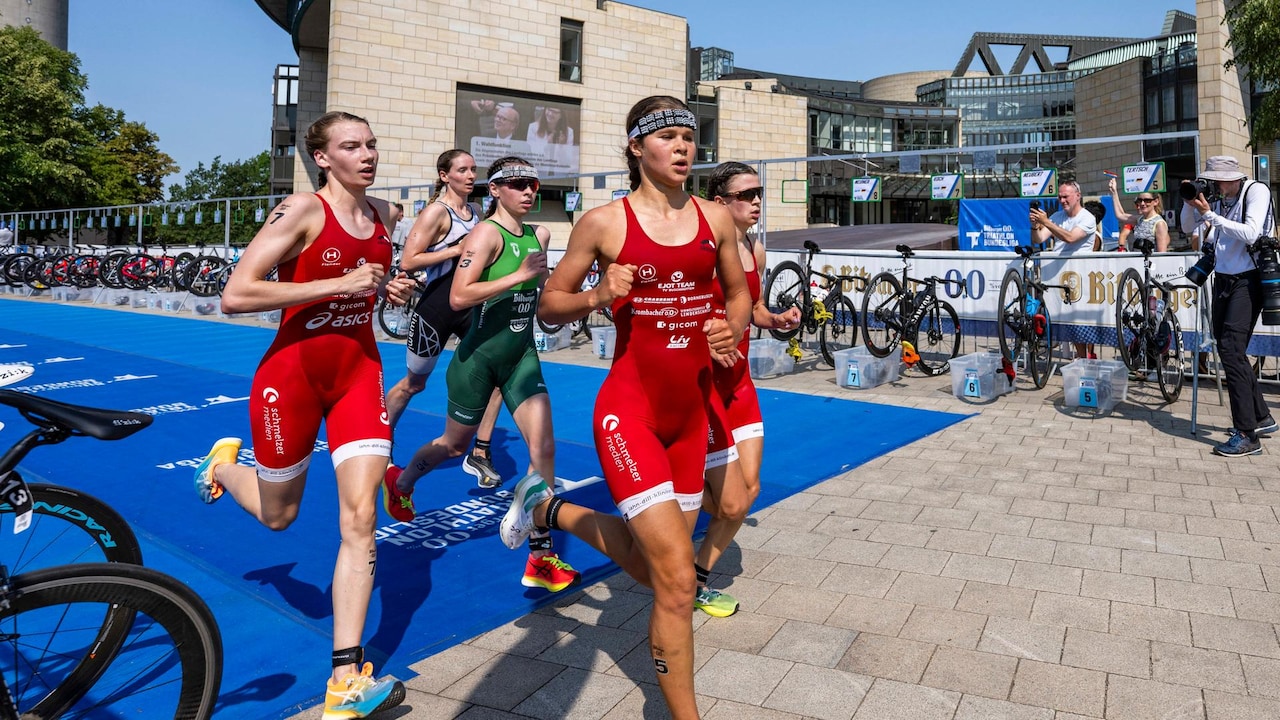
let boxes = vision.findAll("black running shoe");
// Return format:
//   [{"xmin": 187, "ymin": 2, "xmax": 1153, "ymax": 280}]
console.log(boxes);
[{"xmin": 463, "ymin": 452, "xmax": 502, "ymax": 488}]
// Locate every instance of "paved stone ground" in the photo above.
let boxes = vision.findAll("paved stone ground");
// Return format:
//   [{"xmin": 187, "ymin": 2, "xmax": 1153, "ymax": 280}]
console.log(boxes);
[
  {"xmin": 268, "ymin": 325, "xmax": 1280, "ymax": 720},
  {"xmin": 27, "ymin": 289, "xmax": 1271, "ymax": 720}
]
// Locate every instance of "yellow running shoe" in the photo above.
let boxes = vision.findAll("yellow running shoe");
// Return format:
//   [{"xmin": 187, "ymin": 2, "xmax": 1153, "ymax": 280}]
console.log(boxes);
[
  {"xmin": 193, "ymin": 437, "xmax": 241, "ymax": 504},
  {"xmin": 323, "ymin": 662, "xmax": 406, "ymax": 719}
]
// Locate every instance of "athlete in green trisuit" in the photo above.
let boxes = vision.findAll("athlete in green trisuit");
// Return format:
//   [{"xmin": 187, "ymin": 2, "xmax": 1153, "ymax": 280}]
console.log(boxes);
[{"xmin": 383, "ymin": 155, "xmax": 579, "ymax": 592}]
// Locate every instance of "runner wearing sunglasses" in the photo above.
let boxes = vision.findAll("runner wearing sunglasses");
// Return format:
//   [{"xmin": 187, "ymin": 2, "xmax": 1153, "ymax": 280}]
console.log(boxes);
[
  {"xmin": 693, "ymin": 162, "xmax": 801, "ymax": 618},
  {"xmin": 384, "ymin": 156, "xmax": 580, "ymax": 594},
  {"xmin": 517, "ymin": 96, "xmax": 752, "ymax": 720},
  {"xmin": 384, "ymin": 150, "xmax": 507, "ymax": 494}
]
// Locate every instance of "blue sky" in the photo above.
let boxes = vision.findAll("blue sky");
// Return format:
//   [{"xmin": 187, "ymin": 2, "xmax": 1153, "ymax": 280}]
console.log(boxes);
[{"xmin": 68, "ymin": 0, "xmax": 1195, "ymax": 192}]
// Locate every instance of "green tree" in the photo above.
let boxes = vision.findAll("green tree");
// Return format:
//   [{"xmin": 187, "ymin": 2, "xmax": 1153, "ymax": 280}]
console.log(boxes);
[
  {"xmin": 79, "ymin": 104, "xmax": 176, "ymax": 205},
  {"xmin": 168, "ymin": 152, "xmax": 270, "ymax": 201},
  {"xmin": 1226, "ymin": 0, "xmax": 1280, "ymax": 147},
  {"xmin": 0, "ymin": 25, "xmax": 92, "ymax": 210},
  {"xmin": 164, "ymin": 152, "xmax": 272, "ymax": 247},
  {"xmin": 0, "ymin": 25, "xmax": 177, "ymax": 248}
]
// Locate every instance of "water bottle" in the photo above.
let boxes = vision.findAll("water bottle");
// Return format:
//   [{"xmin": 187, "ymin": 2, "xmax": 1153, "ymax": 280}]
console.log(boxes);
[{"xmin": 1025, "ymin": 296, "xmax": 1040, "ymax": 316}]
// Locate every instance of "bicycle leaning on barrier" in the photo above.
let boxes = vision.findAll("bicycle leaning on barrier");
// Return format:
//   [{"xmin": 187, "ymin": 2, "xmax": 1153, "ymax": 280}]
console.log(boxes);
[
  {"xmin": 859, "ymin": 244, "xmax": 966, "ymax": 376},
  {"xmin": 1115, "ymin": 238, "xmax": 1187, "ymax": 403},
  {"xmin": 762, "ymin": 239, "xmax": 864, "ymax": 366},
  {"xmin": 0, "ymin": 365, "xmax": 222, "ymax": 719},
  {"xmin": 996, "ymin": 243, "xmax": 1076, "ymax": 390}
]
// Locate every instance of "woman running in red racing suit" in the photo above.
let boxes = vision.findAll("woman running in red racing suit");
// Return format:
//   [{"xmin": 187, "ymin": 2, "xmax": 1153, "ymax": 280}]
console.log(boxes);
[
  {"xmin": 192, "ymin": 111, "xmax": 415, "ymax": 719},
  {"xmin": 507, "ymin": 95, "xmax": 751, "ymax": 720}
]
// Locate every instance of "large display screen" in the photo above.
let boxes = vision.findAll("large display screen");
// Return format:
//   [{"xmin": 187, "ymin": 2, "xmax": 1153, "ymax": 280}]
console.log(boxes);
[{"xmin": 455, "ymin": 85, "xmax": 582, "ymax": 179}]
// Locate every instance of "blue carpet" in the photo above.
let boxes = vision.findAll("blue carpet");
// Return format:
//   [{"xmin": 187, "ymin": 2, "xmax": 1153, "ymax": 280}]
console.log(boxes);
[{"xmin": 0, "ymin": 298, "xmax": 969, "ymax": 718}]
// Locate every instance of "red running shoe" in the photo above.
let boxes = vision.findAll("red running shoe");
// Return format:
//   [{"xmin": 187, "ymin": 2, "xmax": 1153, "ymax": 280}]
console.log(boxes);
[
  {"xmin": 522, "ymin": 553, "xmax": 581, "ymax": 592},
  {"xmin": 381, "ymin": 465, "xmax": 415, "ymax": 523}
]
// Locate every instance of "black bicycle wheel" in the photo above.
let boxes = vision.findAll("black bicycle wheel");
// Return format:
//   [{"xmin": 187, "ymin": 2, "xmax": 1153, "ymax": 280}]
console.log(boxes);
[
  {"xmin": 819, "ymin": 294, "xmax": 858, "ymax": 366},
  {"xmin": 120, "ymin": 254, "xmax": 159, "ymax": 290},
  {"xmin": 910, "ymin": 299, "xmax": 961, "ymax": 376},
  {"xmin": 377, "ymin": 290, "xmax": 416, "ymax": 340},
  {"xmin": 763, "ymin": 260, "xmax": 805, "ymax": 341},
  {"xmin": 97, "ymin": 251, "xmax": 130, "ymax": 289},
  {"xmin": 1156, "ymin": 309, "xmax": 1184, "ymax": 403},
  {"xmin": 0, "ymin": 481, "xmax": 142, "ymax": 571},
  {"xmin": 184, "ymin": 256, "xmax": 227, "ymax": 298},
  {"xmin": 996, "ymin": 269, "xmax": 1025, "ymax": 365},
  {"xmin": 2, "ymin": 253, "xmax": 35, "ymax": 287},
  {"xmin": 1029, "ymin": 299, "xmax": 1054, "ymax": 389},
  {"xmin": 859, "ymin": 272, "xmax": 903, "ymax": 358},
  {"xmin": 1115, "ymin": 268, "xmax": 1145, "ymax": 372},
  {"xmin": 0, "ymin": 563, "xmax": 222, "ymax": 719}
]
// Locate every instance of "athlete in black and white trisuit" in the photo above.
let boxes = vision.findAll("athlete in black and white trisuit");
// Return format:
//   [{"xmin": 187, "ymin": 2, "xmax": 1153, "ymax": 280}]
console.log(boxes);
[{"xmin": 384, "ymin": 150, "xmax": 505, "ymax": 490}]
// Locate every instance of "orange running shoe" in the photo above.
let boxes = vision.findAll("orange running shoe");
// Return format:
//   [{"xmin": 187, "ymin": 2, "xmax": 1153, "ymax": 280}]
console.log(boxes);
[{"xmin": 381, "ymin": 465, "xmax": 415, "ymax": 523}]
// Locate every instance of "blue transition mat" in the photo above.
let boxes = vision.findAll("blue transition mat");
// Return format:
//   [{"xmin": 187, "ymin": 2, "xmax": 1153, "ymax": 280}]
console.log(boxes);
[{"xmin": 0, "ymin": 299, "xmax": 969, "ymax": 718}]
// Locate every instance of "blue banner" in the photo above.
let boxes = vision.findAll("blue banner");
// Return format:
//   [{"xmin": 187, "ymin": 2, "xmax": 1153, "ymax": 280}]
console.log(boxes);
[{"xmin": 959, "ymin": 197, "xmax": 1118, "ymax": 251}]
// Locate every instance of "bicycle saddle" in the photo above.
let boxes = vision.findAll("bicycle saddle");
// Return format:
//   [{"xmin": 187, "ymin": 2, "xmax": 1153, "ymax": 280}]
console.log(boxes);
[
  {"xmin": 895, "ymin": 244, "xmax": 915, "ymax": 257},
  {"xmin": 804, "ymin": 240, "xmax": 822, "ymax": 253},
  {"xmin": 0, "ymin": 389, "xmax": 152, "ymax": 441}
]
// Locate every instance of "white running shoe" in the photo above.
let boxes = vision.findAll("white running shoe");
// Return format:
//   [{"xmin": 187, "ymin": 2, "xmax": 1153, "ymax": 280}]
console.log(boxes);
[{"xmin": 499, "ymin": 472, "xmax": 553, "ymax": 550}]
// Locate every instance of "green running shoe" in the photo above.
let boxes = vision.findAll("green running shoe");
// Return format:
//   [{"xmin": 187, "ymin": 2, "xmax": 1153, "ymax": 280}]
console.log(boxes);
[{"xmin": 694, "ymin": 587, "xmax": 739, "ymax": 618}]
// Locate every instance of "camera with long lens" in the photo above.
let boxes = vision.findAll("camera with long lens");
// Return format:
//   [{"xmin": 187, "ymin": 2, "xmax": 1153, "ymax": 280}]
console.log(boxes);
[
  {"xmin": 1185, "ymin": 246, "xmax": 1216, "ymax": 287},
  {"xmin": 1256, "ymin": 236, "xmax": 1280, "ymax": 325},
  {"xmin": 1180, "ymin": 178, "xmax": 1217, "ymax": 202}
]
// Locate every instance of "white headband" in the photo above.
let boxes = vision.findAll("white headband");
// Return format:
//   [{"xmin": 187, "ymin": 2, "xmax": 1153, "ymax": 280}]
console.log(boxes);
[
  {"xmin": 489, "ymin": 165, "xmax": 539, "ymax": 182},
  {"xmin": 628, "ymin": 109, "xmax": 698, "ymax": 139}
]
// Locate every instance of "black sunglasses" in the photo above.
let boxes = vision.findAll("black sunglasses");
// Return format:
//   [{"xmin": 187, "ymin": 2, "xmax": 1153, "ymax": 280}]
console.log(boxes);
[
  {"xmin": 496, "ymin": 178, "xmax": 540, "ymax": 192},
  {"xmin": 723, "ymin": 187, "xmax": 764, "ymax": 202},
  {"xmin": 1135, "ymin": 197, "xmax": 1155, "ymax": 204}
]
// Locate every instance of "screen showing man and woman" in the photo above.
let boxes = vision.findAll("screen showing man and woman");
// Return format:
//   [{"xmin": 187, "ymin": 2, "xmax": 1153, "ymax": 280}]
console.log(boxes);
[{"xmin": 455, "ymin": 86, "xmax": 581, "ymax": 178}]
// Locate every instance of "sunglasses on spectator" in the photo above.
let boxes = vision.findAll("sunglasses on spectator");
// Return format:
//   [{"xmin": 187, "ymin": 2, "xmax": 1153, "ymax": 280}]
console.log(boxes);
[
  {"xmin": 495, "ymin": 178, "xmax": 540, "ymax": 192},
  {"xmin": 1135, "ymin": 197, "xmax": 1155, "ymax": 204},
  {"xmin": 723, "ymin": 187, "xmax": 764, "ymax": 202}
]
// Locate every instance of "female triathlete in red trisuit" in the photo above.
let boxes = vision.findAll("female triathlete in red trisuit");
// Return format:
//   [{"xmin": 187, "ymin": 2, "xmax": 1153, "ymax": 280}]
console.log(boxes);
[
  {"xmin": 192, "ymin": 111, "xmax": 415, "ymax": 719},
  {"xmin": 504, "ymin": 95, "xmax": 751, "ymax": 720},
  {"xmin": 695, "ymin": 162, "xmax": 801, "ymax": 619}
]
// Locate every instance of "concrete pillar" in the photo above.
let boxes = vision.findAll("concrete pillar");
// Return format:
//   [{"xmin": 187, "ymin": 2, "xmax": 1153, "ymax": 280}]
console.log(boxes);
[{"xmin": 1196, "ymin": 0, "xmax": 1251, "ymax": 166}]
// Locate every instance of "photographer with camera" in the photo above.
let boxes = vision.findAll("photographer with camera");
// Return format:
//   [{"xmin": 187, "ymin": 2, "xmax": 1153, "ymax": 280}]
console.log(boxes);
[{"xmin": 1180, "ymin": 155, "xmax": 1277, "ymax": 457}]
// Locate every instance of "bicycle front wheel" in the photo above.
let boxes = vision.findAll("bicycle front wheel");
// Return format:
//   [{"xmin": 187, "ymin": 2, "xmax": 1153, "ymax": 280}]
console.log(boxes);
[
  {"xmin": 819, "ymin": 294, "xmax": 858, "ymax": 366},
  {"xmin": 1156, "ymin": 310, "xmax": 1184, "ymax": 403},
  {"xmin": 0, "ymin": 482, "xmax": 142, "ymax": 571},
  {"xmin": 763, "ymin": 261, "xmax": 805, "ymax": 341},
  {"xmin": 860, "ymin": 272, "xmax": 903, "ymax": 358},
  {"xmin": 997, "ymin": 269, "xmax": 1026, "ymax": 365},
  {"xmin": 909, "ymin": 299, "xmax": 961, "ymax": 376},
  {"xmin": 0, "ymin": 563, "xmax": 223, "ymax": 720},
  {"xmin": 377, "ymin": 292, "xmax": 415, "ymax": 340},
  {"xmin": 1029, "ymin": 299, "xmax": 1054, "ymax": 389},
  {"xmin": 1115, "ymin": 268, "xmax": 1145, "ymax": 372}
]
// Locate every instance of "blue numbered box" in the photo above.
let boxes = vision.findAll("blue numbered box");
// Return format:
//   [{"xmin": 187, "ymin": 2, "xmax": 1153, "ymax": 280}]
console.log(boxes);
[
  {"xmin": 949, "ymin": 351, "xmax": 1014, "ymax": 403},
  {"xmin": 834, "ymin": 345, "xmax": 901, "ymax": 390},
  {"xmin": 1062, "ymin": 359, "xmax": 1128, "ymax": 413}
]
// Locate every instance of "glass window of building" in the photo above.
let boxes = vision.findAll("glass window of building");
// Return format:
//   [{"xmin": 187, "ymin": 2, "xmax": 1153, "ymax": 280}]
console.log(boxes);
[{"xmin": 560, "ymin": 19, "xmax": 583, "ymax": 83}]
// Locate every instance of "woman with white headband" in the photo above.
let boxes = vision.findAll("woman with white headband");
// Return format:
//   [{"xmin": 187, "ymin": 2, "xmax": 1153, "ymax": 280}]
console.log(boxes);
[
  {"xmin": 502, "ymin": 95, "xmax": 751, "ymax": 719},
  {"xmin": 385, "ymin": 155, "xmax": 581, "ymax": 592}
]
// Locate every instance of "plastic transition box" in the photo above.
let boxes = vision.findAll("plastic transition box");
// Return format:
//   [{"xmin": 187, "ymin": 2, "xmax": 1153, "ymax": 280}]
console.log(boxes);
[
  {"xmin": 1061, "ymin": 358, "xmax": 1129, "ymax": 412},
  {"xmin": 834, "ymin": 345, "xmax": 901, "ymax": 390},
  {"xmin": 748, "ymin": 338, "xmax": 795, "ymax": 379},
  {"xmin": 534, "ymin": 325, "xmax": 573, "ymax": 352},
  {"xmin": 592, "ymin": 326, "xmax": 616, "ymax": 359},
  {"xmin": 950, "ymin": 351, "xmax": 1015, "ymax": 402}
]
